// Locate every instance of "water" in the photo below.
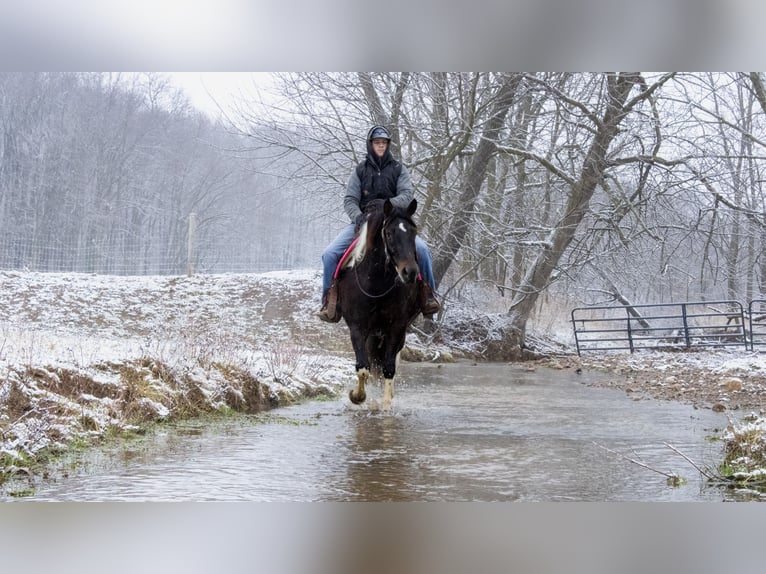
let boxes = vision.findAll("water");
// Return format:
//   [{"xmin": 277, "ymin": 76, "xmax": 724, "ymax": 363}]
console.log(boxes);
[{"xmin": 18, "ymin": 362, "xmax": 735, "ymax": 501}]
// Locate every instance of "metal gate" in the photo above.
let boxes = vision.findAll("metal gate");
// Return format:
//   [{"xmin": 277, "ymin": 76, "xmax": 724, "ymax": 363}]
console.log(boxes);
[
  {"xmin": 749, "ymin": 300, "xmax": 766, "ymax": 351},
  {"xmin": 571, "ymin": 300, "xmax": 748, "ymax": 355}
]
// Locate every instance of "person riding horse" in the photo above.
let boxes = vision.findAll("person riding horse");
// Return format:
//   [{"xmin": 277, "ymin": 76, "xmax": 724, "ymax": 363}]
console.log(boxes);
[
  {"xmin": 338, "ymin": 196, "xmax": 423, "ymax": 410},
  {"xmin": 318, "ymin": 125, "xmax": 440, "ymax": 322}
]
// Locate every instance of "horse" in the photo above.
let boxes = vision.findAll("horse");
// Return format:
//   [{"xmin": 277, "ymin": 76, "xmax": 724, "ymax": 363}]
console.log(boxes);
[{"xmin": 336, "ymin": 198, "xmax": 422, "ymax": 411}]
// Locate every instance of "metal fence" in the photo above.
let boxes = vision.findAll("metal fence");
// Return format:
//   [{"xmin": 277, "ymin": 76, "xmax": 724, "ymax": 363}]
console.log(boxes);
[
  {"xmin": 571, "ymin": 300, "xmax": 749, "ymax": 355},
  {"xmin": 749, "ymin": 300, "xmax": 766, "ymax": 351}
]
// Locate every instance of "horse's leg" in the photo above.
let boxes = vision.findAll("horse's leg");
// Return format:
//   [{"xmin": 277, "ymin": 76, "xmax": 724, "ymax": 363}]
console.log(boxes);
[
  {"xmin": 350, "ymin": 368, "xmax": 369, "ymax": 405},
  {"xmin": 382, "ymin": 376, "xmax": 394, "ymax": 411},
  {"xmin": 348, "ymin": 328, "xmax": 369, "ymax": 404},
  {"xmin": 380, "ymin": 344, "xmax": 402, "ymax": 411}
]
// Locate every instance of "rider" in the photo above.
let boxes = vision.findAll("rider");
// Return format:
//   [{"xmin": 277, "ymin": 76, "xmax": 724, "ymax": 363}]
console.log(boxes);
[{"xmin": 318, "ymin": 125, "xmax": 441, "ymax": 322}]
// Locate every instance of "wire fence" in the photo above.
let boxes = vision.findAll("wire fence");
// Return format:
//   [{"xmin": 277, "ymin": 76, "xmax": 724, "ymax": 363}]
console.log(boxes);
[{"xmin": 0, "ymin": 236, "xmax": 323, "ymax": 276}]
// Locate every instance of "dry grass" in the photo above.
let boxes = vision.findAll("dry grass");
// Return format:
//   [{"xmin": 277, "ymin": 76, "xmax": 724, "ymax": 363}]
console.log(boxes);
[
  {"xmin": 718, "ymin": 415, "xmax": 766, "ymax": 488},
  {"xmin": 6, "ymin": 269, "xmax": 766, "ymax": 496}
]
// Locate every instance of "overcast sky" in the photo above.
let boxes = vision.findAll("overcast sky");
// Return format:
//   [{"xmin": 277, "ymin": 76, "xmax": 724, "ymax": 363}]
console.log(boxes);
[{"xmin": 165, "ymin": 72, "xmax": 274, "ymax": 118}]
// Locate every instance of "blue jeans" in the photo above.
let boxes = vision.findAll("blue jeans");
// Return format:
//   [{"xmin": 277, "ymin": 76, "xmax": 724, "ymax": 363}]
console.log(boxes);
[{"xmin": 321, "ymin": 224, "xmax": 437, "ymax": 294}]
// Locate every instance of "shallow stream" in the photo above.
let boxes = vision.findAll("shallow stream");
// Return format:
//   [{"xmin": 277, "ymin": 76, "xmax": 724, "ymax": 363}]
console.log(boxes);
[{"xmin": 16, "ymin": 362, "xmax": 737, "ymax": 501}]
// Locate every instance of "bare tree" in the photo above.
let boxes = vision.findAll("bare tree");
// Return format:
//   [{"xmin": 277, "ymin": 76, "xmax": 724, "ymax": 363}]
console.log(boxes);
[
  {"xmin": 230, "ymin": 72, "xmax": 766, "ymax": 356},
  {"xmin": 0, "ymin": 73, "xmax": 281, "ymax": 274},
  {"xmin": 498, "ymin": 73, "xmax": 677, "ymax": 349},
  {"xmin": 433, "ymin": 74, "xmax": 522, "ymax": 285}
]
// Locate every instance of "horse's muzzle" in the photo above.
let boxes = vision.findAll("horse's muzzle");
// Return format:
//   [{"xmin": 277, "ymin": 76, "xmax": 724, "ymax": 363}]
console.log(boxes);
[{"xmin": 398, "ymin": 264, "xmax": 419, "ymax": 284}]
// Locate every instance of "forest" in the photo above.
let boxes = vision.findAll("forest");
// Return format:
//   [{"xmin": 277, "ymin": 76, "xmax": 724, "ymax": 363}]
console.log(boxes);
[
  {"xmin": 0, "ymin": 72, "xmax": 332, "ymax": 277},
  {"xmin": 2, "ymin": 72, "xmax": 765, "ymax": 347}
]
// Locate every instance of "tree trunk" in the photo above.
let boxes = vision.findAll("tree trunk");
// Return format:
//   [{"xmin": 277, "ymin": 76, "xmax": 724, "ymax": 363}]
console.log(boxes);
[
  {"xmin": 432, "ymin": 74, "xmax": 521, "ymax": 286},
  {"xmin": 507, "ymin": 73, "xmax": 646, "ymax": 347}
]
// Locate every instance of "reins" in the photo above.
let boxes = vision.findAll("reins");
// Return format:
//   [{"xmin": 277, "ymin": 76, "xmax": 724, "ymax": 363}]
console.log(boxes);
[
  {"xmin": 354, "ymin": 265, "xmax": 398, "ymax": 298},
  {"xmin": 353, "ymin": 216, "xmax": 403, "ymax": 299}
]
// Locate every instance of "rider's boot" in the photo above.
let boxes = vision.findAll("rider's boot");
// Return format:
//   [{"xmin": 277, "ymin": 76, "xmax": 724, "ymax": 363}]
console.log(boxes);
[
  {"xmin": 419, "ymin": 281, "xmax": 441, "ymax": 319},
  {"xmin": 318, "ymin": 281, "xmax": 342, "ymax": 323}
]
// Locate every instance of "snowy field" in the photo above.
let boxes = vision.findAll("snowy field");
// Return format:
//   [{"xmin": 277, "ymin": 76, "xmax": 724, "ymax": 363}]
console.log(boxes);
[
  {"xmin": 0, "ymin": 269, "xmax": 355, "ymax": 470},
  {"xmin": 2, "ymin": 269, "xmax": 766, "ymax": 491}
]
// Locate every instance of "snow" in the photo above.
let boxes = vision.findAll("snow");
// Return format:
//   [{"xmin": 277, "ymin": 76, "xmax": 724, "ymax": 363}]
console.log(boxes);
[
  {"xmin": 602, "ymin": 347, "xmax": 766, "ymax": 377},
  {"xmin": 2, "ymin": 268, "xmax": 766, "ymax": 491},
  {"xmin": 0, "ymin": 269, "xmax": 356, "ymax": 465}
]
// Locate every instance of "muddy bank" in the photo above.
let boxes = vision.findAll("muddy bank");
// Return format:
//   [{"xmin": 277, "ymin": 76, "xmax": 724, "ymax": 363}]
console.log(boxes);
[{"xmin": 535, "ymin": 351, "xmax": 766, "ymax": 413}]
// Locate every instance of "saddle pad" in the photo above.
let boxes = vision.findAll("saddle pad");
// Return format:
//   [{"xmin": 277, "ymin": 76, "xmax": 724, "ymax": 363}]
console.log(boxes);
[{"xmin": 333, "ymin": 237, "xmax": 359, "ymax": 279}]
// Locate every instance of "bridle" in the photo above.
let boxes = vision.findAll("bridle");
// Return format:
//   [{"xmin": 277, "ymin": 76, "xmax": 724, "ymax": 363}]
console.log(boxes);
[{"xmin": 354, "ymin": 214, "xmax": 416, "ymax": 299}]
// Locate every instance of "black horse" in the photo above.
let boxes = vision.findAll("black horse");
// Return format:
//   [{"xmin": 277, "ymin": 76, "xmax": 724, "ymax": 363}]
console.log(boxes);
[{"xmin": 336, "ymin": 198, "xmax": 422, "ymax": 410}]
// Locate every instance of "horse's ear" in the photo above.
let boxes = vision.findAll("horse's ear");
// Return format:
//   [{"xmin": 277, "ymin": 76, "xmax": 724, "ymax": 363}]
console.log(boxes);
[
  {"xmin": 408, "ymin": 199, "xmax": 418, "ymax": 216},
  {"xmin": 384, "ymin": 199, "xmax": 393, "ymax": 217}
]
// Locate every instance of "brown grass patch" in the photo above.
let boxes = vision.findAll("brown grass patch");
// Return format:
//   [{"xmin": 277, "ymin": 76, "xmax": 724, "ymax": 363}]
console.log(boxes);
[
  {"xmin": 172, "ymin": 377, "xmax": 212, "ymax": 418},
  {"xmin": 214, "ymin": 363, "xmax": 271, "ymax": 413},
  {"xmin": 118, "ymin": 363, "xmax": 169, "ymax": 423},
  {"xmin": 4, "ymin": 380, "xmax": 32, "ymax": 420},
  {"xmin": 50, "ymin": 368, "xmax": 119, "ymax": 400}
]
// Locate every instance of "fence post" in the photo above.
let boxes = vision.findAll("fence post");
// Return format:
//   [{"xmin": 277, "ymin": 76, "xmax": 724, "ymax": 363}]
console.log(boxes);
[
  {"xmin": 626, "ymin": 307, "xmax": 634, "ymax": 353},
  {"xmin": 747, "ymin": 300, "xmax": 759, "ymax": 352},
  {"xmin": 571, "ymin": 309, "xmax": 582, "ymax": 356},
  {"xmin": 186, "ymin": 212, "xmax": 197, "ymax": 277},
  {"xmin": 681, "ymin": 303, "xmax": 690, "ymax": 348}
]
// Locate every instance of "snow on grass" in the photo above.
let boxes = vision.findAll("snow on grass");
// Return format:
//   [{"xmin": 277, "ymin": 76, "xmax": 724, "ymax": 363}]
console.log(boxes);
[
  {"xmin": 2, "ymin": 268, "xmax": 766, "ymax": 493},
  {"xmin": 720, "ymin": 414, "xmax": 766, "ymax": 486},
  {"xmin": 587, "ymin": 347, "xmax": 766, "ymax": 378},
  {"xmin": 0, "ymin": 269, "xmax": 354, "ymax": 476}
]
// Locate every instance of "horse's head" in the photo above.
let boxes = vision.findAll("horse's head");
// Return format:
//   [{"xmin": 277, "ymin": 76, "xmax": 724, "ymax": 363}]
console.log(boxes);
[{"xmin": 380, "ymin": 198, "xmax": 420, "ymax": 284}]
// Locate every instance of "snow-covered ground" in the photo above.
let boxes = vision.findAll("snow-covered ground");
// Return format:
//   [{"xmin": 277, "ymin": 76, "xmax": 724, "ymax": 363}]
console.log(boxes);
[
  {"xmin": 0, "ymin": 269, "xmax": 354, "ymax": 476},
  {"xmin": 566, "ymin": 347, "xmax": 766, "ymax": 411},
  {"xmin": 2, "ymin": 269, "xmax": 765, "ymax": 490}
]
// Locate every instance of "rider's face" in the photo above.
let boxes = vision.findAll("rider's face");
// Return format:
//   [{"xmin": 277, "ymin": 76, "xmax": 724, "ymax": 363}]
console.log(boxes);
[{"xmin": 371, "ymin": 138, "xmax": 388, "ymax": 158}]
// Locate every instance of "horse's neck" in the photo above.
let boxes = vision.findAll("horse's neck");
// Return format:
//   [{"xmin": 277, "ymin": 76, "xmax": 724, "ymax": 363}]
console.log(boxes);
[{"xmin": 350, "ymin": 221, "xmax": 390, "ymax": 274}]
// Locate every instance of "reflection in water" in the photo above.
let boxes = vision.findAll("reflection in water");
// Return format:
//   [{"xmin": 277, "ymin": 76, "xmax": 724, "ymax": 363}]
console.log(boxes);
[
  {"xmin": 342, "ymin": 413, "xmax": 423, "ymax": 502},
  {"xmin": 20, "ymin": 362, "xmax": 737, "ymax": 501}
]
